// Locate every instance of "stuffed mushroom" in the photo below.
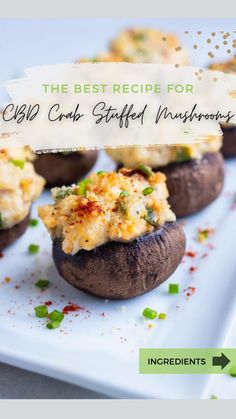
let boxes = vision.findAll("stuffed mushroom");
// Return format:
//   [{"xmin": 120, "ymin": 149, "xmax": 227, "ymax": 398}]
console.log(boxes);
[
  {"xmin": 34, "ymin": 150, "xmax": 98, "ymax": 187},
  {"xmin": 109, "ymin": 28, "xmax": 189, "ymax": 65},
  {"xmin": 107, "ymin": 138, "xmax": 224, "ymax": 218},
  {"xmin": 0, "ymin": 147, "xmax": 45, "ymax": 251},
  {"xmin": 38, "ymin": 168, "xmax": 185, "ymax": 299},
  {"xmin": 209, "ymin": 56, "xmax": 236, "ymax": 158}
]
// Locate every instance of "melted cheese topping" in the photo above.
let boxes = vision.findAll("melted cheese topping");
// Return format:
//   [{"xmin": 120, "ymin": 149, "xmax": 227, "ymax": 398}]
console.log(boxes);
[
  {"xmin": 107, "ymin": 138, "xmax": 222, "ymax": 169},
  {"xmin": 0, "ymin": 147, "xmax": 45, "ymax": 229},
  {"xmin": 38, "ymin": 169, "xmax": 175, "ymax": 255},
  {"xmin": 110, "ymin": 28, "xmax": 190, "ymax": 65}
]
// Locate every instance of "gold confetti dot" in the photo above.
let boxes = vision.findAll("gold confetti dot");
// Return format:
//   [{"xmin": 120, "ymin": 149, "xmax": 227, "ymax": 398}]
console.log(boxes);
[
  {"xmin": 223, "ymin": 41, "xmax": 228, "ymax": 45},
  {"xmin": 193, "ymin": 44, "xmax": 198, "ymax": 49},
  {"xmin": 199, "ymin": 69, "xmax": 203, "ymax": 73},
  {"xmin": 215, "ymin": 45, "xmax": 220, "ymax": 49},
  {"xmin": 211, "ymin": 32, "xmax": 216, "ymax": 37},
  {"xmin": 227, "ymin": 49, "xmax": 231, "ymax": 54},
  {"xmin": 198, "ymin": 76, "xmax": 202, "ymax": 81},
  {"xmin": 213, "ymin": 77, "xmax": 218, "ymax": 82},
  {"xmin": 175, "ymin": 46, "xmax": 182, "ymax": 52},
  {"xmin": 162, "ymin": 37, "xmax": 167, "ymax": 42},
  {"xmin": 207, "ymin": 39, "xmax": 211, "ymax": 44},
  {"xmin": 208, "ymin": 52, "xmax": 214, "ymax": 58},
  {"xmin": 175, "ymin": 64, "xmax": 179, "ymax": 68},
  {"xmin": 197, "ymin": 31, "xmax": 202, "ymax": 35}
]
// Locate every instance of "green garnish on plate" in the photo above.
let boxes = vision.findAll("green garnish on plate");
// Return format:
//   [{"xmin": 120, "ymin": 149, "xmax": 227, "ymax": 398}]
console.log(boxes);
[
  {"xmin": 143, "ymin": 307, "xmax": 157, "ymax": 320},
  {"xmin": 34, "ymin": 305, "xmax": 48, "ymax": 318},
  {"xmin": 168, "ymin": 283, "xmax": 179, "ymax": 294},
  {"xmin": 35, "ymin": 279, "xmax": 50, "ymax": 289},
  {"xmin": 28, "ymin": 244, "xmax": 40, "ymax": 254}
]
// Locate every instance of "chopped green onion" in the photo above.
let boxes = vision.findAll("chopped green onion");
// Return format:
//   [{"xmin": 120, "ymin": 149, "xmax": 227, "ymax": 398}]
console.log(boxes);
[
  {"xmin": 29, "ymin": 218, "xmax": 38, "ymax": 227},
  {"xmin": 47, "ymin": 320, "xmax": 61, "ymax": 330},
  {"xmin": 210, "ymin": 394, "xmax": 218, "ymax": 400},
  {"xmin": 28, "ymin": 244, "xmax": 40, "ymax": 254},
  {"xmin": 143, "ymin": 307, "xmax": 157, "ymax": 320},
  {"xmin": 118, "ymin": 200, "xmax": 127, "ymax": 214},
  {"xmin": 168, "ymin": 283, "xmax": 179, "ymax": 294},
  {"xmin": 143, "ymin": 187, "xmax": 154, "ymax": 196},
  {"xmin": 119, "ymin": 189, "xmax": 130, "ymax": 198},
  {"xmin": 176, "ymin": 147, "xmax": 191, "ymax": 163},
  {"xmin": 11, "ymin": 159, "xmax": 25, "ymax": 169},
  {"xmin": 34, "ymin": 305, "xmax": 48, "ymax": 318},
  {"xmin": 133, "ymin": 33, "xmax": 146, "ymax": 42},
  {"xmin": 0, "ymin": 212, "xmax": 4, "ymax": 229},
  {"xmin": 229, "ymin": 365, "xmax": 236, "ymax": 377},
  {"xmin": 97, "ymin": 170, "xmax": 107, "ymax": 175},
  {"xmin": 77, "ymin": 178, "xmax": 92, "ymax": 196},
  {"xmin": 158, "ymin": 312, "xmax": 166, "ymax": 320},
  {"xmin": 52, "ymin": 186, "xmax": 73, "ymax": 201},
  {"xmin": 35, "ymin": 279, "xmax": 50, "ymax": 289},
  {"xmin": 144, "ymin": 206, "xmax": 158, "ymax": 227},
  {"xmin": 136, "ymin": 164, "xmax": 153, "ymax": 178},
  {"xmin": 49, "ymin": 310, "xmax": 64, "ymax": 322}
]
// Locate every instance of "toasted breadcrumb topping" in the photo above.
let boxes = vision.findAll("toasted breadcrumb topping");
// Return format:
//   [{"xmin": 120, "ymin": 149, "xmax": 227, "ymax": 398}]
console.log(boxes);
[
  {"xmin": 0, "ymin": 147, "xmax": 45, "ymax": 229},
  {"xmin": 107, "ymin": 138, "xmax": 222, "ymax": 169},
  {"xmin": 38, "ymin": 168, "xmax": 175, "ymax": 254}
]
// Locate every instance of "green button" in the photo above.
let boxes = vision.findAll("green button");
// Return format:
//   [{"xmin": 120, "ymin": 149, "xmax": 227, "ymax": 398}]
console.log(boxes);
[{"xmin": 139, "ymin": 348, "xmax": 236, "ymax": 374}]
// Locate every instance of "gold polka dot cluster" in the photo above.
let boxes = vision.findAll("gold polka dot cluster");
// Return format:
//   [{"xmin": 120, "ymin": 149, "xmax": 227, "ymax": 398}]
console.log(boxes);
[
  {"xmin": 172, "ymin": 30, "xmax": 236, "ymax": 80},
  {"xmin": 173, "ymin": 30, "xmax": 235, "ymax": 61}
]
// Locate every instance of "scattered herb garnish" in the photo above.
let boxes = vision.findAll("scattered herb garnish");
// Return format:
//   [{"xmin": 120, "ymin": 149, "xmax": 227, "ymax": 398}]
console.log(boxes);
[
  {"xmin": 28, "ymin": 244, "xmax": 40, "ymax": 254},
  {"xmin": 143, "ymin": 187, "xmax": 154, "ymax": 196},
  {"xmin": 77, "ymin": 178, "xmax": 92, "ymax": 197},
  {"xmin": 35, "ymin": 279, "xmax": 50, "ymax": 289},
  {"xmin": 158, "ymin": 312, "xmax": 166, "ymax": 320},
  {"xmin": 11, "ymin": 159, "xmax": 25, "ymax": 169},
  {"xmin": 229, "ymin": 365, "xmax": 236, "ymax": 377},
  {"xmin": 143, "ymin": 307, "xmax": 157, "ymax": 320},
  {"xmin": 133, "ymin": 33, "xmax": 146, "ymax": 42},
  {"xmin": 168, "ymin": 283, "xmax": 179, "ymax": 294},
  {"xmin": 47, "ymin": 320, "xmax": 61, "ymax": 330},
  {"xmin": 29, "ymin": 218, "xmax": 38, "ymax": 227},
  {"xmin": 144, "ymin": 206, "xmax": 158, "ymax": 227},
  {"xmin": 136, "ymin": 164, "xmax": 153, "ymax": 178},
  {"xmin": 176, "ymin": 147, "xmax": 192, "ymax": 163},
  {"xmin": 197, "ymin": 228, "xmax": 215, "ymax": 243},
  {"xmin": 118, "ymin": 200, "xmax": 128, "ymax": 214},
  {"xmin": 49, "ymin": 310, "xmax": 64, "ymax": 322},
  {"xmin": 52, "ymin": 186, "xmax": 73, "ymax": 201},
  {"xmin": 34, "ymin": 305, "xmax": 48, "ymax": 318},
  {"xmin": 97, "ymin": 170, "xmax": 107, "ymax": 175},
  {"xmin": 119, "ymin": 189, "xmax": 130, "ymax": 198},
  {"xmin": 0, "ymin": 212, "xmax": 3, "ymax": 229},
  {"xmin": 210, "ymin": 394, "xmax": 218, "ymax": 400}
]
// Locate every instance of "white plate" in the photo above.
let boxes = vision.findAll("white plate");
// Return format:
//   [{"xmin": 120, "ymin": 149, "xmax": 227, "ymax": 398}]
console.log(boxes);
[{"xmin": 0, "ymin": 152, "xmax": 236, "ymax": 399}]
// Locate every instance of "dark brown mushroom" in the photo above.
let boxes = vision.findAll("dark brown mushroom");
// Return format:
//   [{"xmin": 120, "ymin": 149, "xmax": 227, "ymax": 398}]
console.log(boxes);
[
  {"xmin": 52, "ymin": 221, "xmax": 186, "ymax": 300},
  {"xmin": 33, "ymin": 151, "xmax": 98, "ymax": 187},
  {"xmin": 161, "ymin": 152, "xmax": 225, "ymax": 217},
  {"xmin": 221, "ymin": 124, "xmax": 236, "ymax": 158},
  {"xmin": 0, "ymin": 212, "xmax": 30, "ymax": 252}
]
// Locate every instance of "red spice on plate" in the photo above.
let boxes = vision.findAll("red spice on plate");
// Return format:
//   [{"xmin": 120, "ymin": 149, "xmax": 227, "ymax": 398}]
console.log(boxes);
[
  {"xmin": 44, "ymin": 300, "xmax": 53, "ymax": 306},
  {"xmin": 185, "ymin": 286, "xmax": 196, "ymax": 299},
  {"xmin": 62, "ymin": 303, "xmax": 84, "ymax": 314},
  {"xmin": 189, "ymin": 266, "xmax": 197, "ymax": 273},
  {"xmin": 185, "ymin": 251, "xmax": 197, "ymax": 258}
]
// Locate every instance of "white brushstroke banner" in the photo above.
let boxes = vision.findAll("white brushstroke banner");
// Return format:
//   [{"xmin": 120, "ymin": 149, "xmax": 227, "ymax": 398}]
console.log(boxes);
[{"xmin": 0, "ymin": 63, "xmax": 235, "ymax": 151}]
